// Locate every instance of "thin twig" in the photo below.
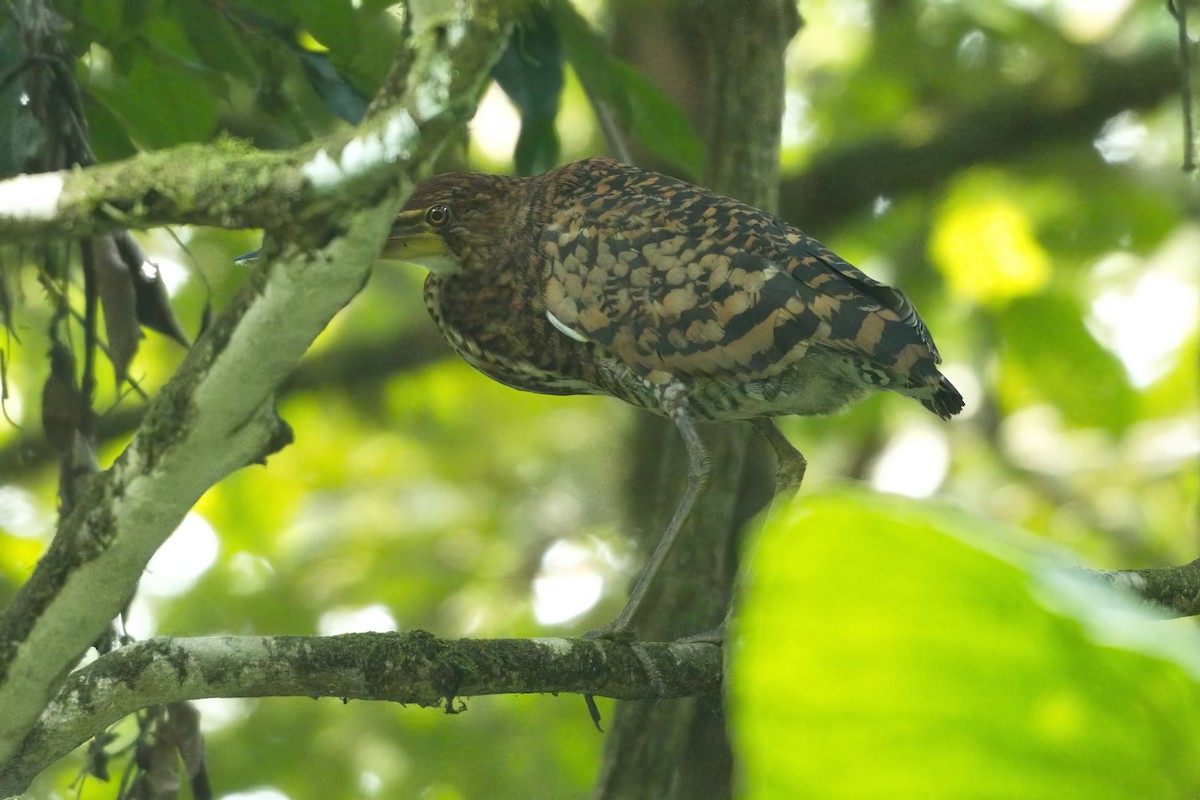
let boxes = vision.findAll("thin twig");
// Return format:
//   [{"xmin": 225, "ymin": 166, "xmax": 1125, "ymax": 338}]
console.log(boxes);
[{"xmin": 1168, "ymin": 0, "xmax": 1197, "ymax": 172}]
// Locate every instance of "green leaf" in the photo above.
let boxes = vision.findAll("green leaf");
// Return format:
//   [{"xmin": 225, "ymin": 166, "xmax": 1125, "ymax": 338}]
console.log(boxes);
[
  {"xmin": 493, "ymin": 7, "xmax": 564, "ymax": 176},
  {"xmin": 326, "ymin": 10, "xmax": 402, "ymax": 101},
  {"xmin": 175, "ymin": 2, "xmax": 258, "ymax": 84},
  {"xmin": 78, "ymin": 0, "xmax": 152, "ymax": 49},
  {"xmin": 732, "ymin": 489, "xmax": 1200, "ymax": 799},
  {"xmin": 87, "ymin": 50, "xmax": 219, "ymax": 149},
  {"xmin": 548, "ymin": 0, "xmax": 704, "ymax": 178},
  {"xmin": 81, "ymin": 90, "xmax": 138, "ymax": 162},
  {"xmin": 996, "ymin": 292, "xmax": 1136, "ymax": 431}
]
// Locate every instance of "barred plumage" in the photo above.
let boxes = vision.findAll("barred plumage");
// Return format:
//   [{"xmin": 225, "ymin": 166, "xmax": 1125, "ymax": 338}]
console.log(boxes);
[{"xmin": 386, "ymin": 157, "xmax": 963, "ymax": 640}]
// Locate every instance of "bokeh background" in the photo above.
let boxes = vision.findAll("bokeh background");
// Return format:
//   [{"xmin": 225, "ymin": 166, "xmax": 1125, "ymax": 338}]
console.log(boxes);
[{"xmin": 1, "ymin": 0, "xmax": 1197, "ymax": 797}]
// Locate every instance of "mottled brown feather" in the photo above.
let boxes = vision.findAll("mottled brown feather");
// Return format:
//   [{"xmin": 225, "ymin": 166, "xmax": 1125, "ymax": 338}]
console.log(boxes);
[{"xmin": 399, "ymin": 157, "xmax": 963, "ymax": 421}]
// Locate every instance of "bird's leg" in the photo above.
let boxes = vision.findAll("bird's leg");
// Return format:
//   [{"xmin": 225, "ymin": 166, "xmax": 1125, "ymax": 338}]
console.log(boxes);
[
  {"xmin": 673, "ymin": 420, "xmax": 809, "ymax": 648},
  {"xmin": 585, "ymin": 394, "xmax": 712, "ymax": 642},
  {"xmin": 750, "ymin": 417, "xmax": 807, "ymax": 500},
  {"xmin": 581, "ymin": 397, "xmax": 711, "ymax": 727}
]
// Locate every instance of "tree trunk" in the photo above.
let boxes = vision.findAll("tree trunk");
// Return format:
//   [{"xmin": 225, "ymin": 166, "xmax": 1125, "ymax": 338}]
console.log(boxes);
[{"xmin": 595, "ymin": 3, "xmax": 801, "ymax": 798}]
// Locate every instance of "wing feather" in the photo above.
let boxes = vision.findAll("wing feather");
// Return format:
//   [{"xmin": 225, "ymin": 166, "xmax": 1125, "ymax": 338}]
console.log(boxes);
[{"xmin": 540, "ymin": 162, "xmax": 943, "ymax": 390}]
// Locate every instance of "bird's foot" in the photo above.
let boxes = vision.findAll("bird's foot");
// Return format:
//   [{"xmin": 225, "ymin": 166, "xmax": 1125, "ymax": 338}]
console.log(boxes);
[
  {"xmin": 581, "ymin": 621, "xmax": 638, "ymax": 643},
  {"xmin": 579, "ymin": 623, "xmax": 666, "ymax": 732}
]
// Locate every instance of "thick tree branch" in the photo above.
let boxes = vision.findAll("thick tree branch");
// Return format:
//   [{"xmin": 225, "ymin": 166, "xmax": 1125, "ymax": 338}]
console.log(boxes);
[
  {"xmin": 0, "ymin": 1, "xmax": 513, "ymax": 779},
  {"xmin": 0, "ymin": 632, "xmax": 721, "ymax": 795},
  {"xmin": 781, "ymin": 48, "xmax": 1179, "ymax": 233},
  {"xmin": 596, "ymin": 3, "xmax": 798, "ymax": 799},
  {"xmin": 0, "ymin": 11, "xmax": 502, "ymax": 247}
]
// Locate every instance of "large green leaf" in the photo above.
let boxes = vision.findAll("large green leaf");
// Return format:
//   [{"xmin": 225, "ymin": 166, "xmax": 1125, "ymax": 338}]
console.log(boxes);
[{"xmin": 732, "ymin": 489, "xmax": 1200, "ymax": 798}]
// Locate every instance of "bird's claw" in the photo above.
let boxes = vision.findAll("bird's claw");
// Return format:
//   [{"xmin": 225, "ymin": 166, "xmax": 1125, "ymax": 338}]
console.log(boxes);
[
  {"xmin": 581, "ymin": 623, "xmax": 638, "ymax": 643},
  {"xmin": 675, "ymin": 626, "xmax": 724, "ymax": 646}
]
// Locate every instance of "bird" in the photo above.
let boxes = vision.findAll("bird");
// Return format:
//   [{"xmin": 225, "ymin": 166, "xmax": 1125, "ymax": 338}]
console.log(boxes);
[{"xmin": 383, "ymin": 156, "xmax": 963, "ymax": 641}]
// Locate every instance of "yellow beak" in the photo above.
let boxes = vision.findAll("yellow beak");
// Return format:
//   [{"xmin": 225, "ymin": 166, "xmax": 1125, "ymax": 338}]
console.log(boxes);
[{"xmin": 381, "ymin": 209, "xmax": 448, "ymax": 263}]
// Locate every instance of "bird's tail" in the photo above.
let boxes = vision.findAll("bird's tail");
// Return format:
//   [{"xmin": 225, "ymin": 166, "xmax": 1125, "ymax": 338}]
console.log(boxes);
[{"xmin": 920, "ymin": 374, "xmax": 965, "ymax": 420}]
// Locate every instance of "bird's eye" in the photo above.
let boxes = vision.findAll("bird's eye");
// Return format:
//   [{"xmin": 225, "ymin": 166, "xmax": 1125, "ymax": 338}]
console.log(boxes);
[{"xmin": 425, "ymin": 204, "xmax": 451, "ymax": 227}]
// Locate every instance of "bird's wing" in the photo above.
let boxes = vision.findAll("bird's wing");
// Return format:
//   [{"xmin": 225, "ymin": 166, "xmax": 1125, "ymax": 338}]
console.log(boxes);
[
  {"xmin": 541, "ymin": 190, "xmax": 941, "ymax": 387},
  {"xmin": 782, "ymin": 233, "xmax": 942, "ymax": 362}
]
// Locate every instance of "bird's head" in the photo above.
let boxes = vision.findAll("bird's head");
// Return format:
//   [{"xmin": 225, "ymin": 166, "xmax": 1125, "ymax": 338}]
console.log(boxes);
[{"xmin": 383, "ymin": 172, "xmax": 523, "ymax": 276}]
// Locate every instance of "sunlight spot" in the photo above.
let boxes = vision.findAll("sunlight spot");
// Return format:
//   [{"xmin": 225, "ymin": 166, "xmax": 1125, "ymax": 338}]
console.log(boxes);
[
  {"xmin": 1090, "ymin": 271, "xmax": 1197, "ymax": 386},
  {"xmin": 831, "ymin": 0, "xmax": 870, "ymax": 27},
  {"xmin": 228, "ymin": 551, "xmax": 276, "ymax": 595},
  {"xmin": 1094, "ymin": 111, "xmax": 1147, "ymax": 164},
  {"xmin": 0, "ymin": 172, "xmax": 64, "ymax": 220},
  {"xmin": 1087, "ymin": 232, "xmax": 1200, "ymax": 388},
  {"xmin": 123, "ymin": 594, "xmax": 157, "ymax": 639},
  {"xmin": 781, "ymin": 90, "xmax": 816, "ymax": 151},
  {"xmin": 221, "ymin": 789, "xmax": 290, "ymax": 800},
  {"xmin": 533, "ymin": 539, "xmax": 605, "ymax": 626},
  {"xmin": 358, "ymin": 771, "xmax": 382, "ymax": 797},
  {"xmin": 1056, "ymin": 0, "xmax": 1132, "ymax": 42},
  {"xmin": 869, "ymin": 424, "xmax": 950, "ymax": 498},
  {"xmin": 1127, "ymin": 416, "xmax": 1200, "ymax": 470},
  {"xmin": 871, "ymin": 195, "xmax": 893, "ymax": 217},
  {"xmin": 1002, "ymin": 406, "xmax": 1113, "ymax": 475},
  {"xmin": 194, "ymin": 697, "xmax": 251, "ymax": 733},
  {"xmin": 469, "ymin": 82, "xmax": 521, "ymax": 165},
  {"xmin": 0, "ymin": 486, "xmax": 51, "ymax": 539},
  {"xmin": 557, "ymin": 67, "xmax": 597, "ymax": 156},
  {"xmin": 931, "ymin": 177, "xmax": 1050, "ymax": 303},
  {"xmin": 956, "ymin": 30, "xmax": 988, "ymax": 67},
  {"xmin": 145, "ymin": 254, "xmax": 189, "ymax": 296},
  {"xmin": 1, "ymin": 382, "xmax": 22, "ymax": 425},
  {"xmin": 317, "ymin": 604, "xmax": 397, "ymax": 636},
  {"xmin": 142, "ymin": 513, "xmax": 219, "ymax": 596}
]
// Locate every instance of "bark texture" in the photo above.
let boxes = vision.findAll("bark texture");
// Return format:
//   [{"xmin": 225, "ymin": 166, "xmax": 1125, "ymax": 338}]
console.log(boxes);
[{"xmin": 596, "ymin": 3, "xmax": 801, "ymax": 798}]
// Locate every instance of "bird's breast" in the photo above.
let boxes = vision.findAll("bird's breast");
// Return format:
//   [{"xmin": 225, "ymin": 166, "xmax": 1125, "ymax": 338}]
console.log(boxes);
[{"xmin": 422, "ymin": 273, "xmax": 598, "ymax": 397}]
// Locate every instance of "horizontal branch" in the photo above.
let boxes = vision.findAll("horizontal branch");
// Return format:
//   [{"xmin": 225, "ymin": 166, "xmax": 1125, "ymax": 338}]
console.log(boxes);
[
  {"xmin": 0, "ymin": 144, "xmax": 301, "ymax": 241},
  {"xmin": 0, "ymin": 16, "xmax": 490, "ymax": 247},
  {"xmin": 1090, "ymin": 559, "xmax": 1200, "ymax": 618},
  {"xmin": 0, "ymin": 632, "xmax": 721, "ymax": 794}
]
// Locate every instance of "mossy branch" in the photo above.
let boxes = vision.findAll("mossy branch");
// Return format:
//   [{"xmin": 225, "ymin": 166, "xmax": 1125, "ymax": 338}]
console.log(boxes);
[
  {"xmin": 0, "ymin": 632, "xmax": 721, "ymax": 795},
  {"xmin": 0, "ymin": 1, "xmax": 514, "ymax": 786},
  {"xmin": 0, "ymin": 8, "xmax": 508, "ymax": 247}
]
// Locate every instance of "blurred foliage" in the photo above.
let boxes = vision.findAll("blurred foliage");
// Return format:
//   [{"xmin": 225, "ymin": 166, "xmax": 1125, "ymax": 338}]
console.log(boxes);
[
  {"xmin": 0, "ymin": 0, "xmax": 1197, "ymax": 798},
  {"xmin": 734, "ymin": 490, "xmax": 1200, "ymax": 798},
  {"xmin": 548, "ymin": 0, "xmax": 705, "ymax": 178},
  {"xmin": 492, "ymin": 5, "xmax": 564, "ymax": 176}
]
